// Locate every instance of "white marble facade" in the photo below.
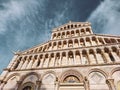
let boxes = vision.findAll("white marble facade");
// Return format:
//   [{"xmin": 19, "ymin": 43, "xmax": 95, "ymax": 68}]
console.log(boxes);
[{"xmin": 0, "ymin": 21, "xmax": 120, "ymax": 90}]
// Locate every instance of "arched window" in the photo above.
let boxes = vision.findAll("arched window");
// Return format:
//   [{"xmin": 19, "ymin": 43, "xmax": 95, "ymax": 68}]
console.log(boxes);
[
  {"xmin": 76, "ymin": 30, "xmax": 80, "ymax": 36},
  {"xmin": 21, "ymin": 82, "xmax": 35, "ymax": 90},
  {"xmin": 53, "ymin": 42, "xmax": 57, "ymax": 50},
  {"xmin": 67, "ymin": 31, "xmax": 70, "ymax": 37},
  {"xmin": 63, "ymin": 75, "xmax": 80, "ymax": 83},
  {"xmin": 57, "ymin": 33, "xmax": 61, "ymax": 39},
  {"xmin": 89, "ymin": 49, "xmax": 96, "ymax": 64},
  {"xmin": 111, "ymin": 47, "xmax": 120, "ymax": 61},
  {"xmin": 82, "ymin": 50, "xmax": 88, "ymax": 64},
  {"xmin": 86, "ymin": 37, "xmax": 91, "ymax": 46},
  {"xmin": 63, "ymin": 40, "xmax": 67, "ymax": 48},
  {"xmin": 48, "ymin": 42, "xmax": 52, "ymax": 50},
  {"xmin": 64, "ymin": 26, "xmax": 66, "ymax": 30},
  {"xmin": 34, "ymin": 48, "xmax": 38, "ymax": 53},
  {"xmin": 58, "ymin": 41, "xmax": 62, "ymax": 49},
  {"xmin": 62, "ymin": 32, "xmax": 65, "ymax": 38},
  {"xmin": 92, "ymin": 37, "xmax": 97, "ymax": 45},
  {"xmin": 43, "ymin": 54, "xmax": 49, "ymax": 67},
  {"xmin": 68, "ymin": 40, "xmax": 73, "ymax": 47},
  {"xmin": 74, "ymin": 39, "xmax": 79, "ymax": 47},
  {"xmin": 80, "ymin": 38, "xmax": 85, "ymax": 47},
  {"xmin": 117, "ymin": 39, "xmax": 120, "ymax": 43},
  {"xmin": 75, "ymin": 50, "xmax": 81, "ymax": 64},
  {"xmin": 104, "ymin": 38, "xmax": 111, "ymax": 43},
  {"xmin": 96, "ymin": 49, "xmax": 106, "ymax": 63},
  {"xmin": 88, "ymin": 71, "xmax": 109, "ymax": 90},
  {"xmin": 104, "ymin": 48, "xmax": 115, "ymax": 62},
  {"xmin": 62, "ymin": 52, "xmax": 67, "ymax": 66},
  {"xmin": 71, "ymin": 24, "xmax": 73, "ymax": 28},
  {"xmin": 38, "ymin": 47, "xmax": 42, "ymax": 52},
  {"xmin": 98, "ymin": 38, "xmax": 104, "ymax": 45},
  {"xmin": 86, "ymin": 28, "xmax": 91, "ymax": 34},
  {"xmin": 67, "ymin": 25, "xmax": 70, "ymax": 29},
  {"xmin": 110, "ymin": 39, "xmax": 117, "ymax": 43},
  {"xmin": 14, "ymin": 60, "xmax": 20, "ymax": 69},
  {"xmin": 53, "ymin": 33, "xmax": 56, "ymax": 39},
  {"xmin": 75, "ymin": 24, "xmax": 77, "ymax": 28},
  {"xmin": 71, "ymin": 31, "xmax": 74, "ymax": 37},
  {"xmin": 81, "ymin": 29, "xmax": 85, "ymax": 35},
  {"xmin": 55, "ymin": 53, "xmax": 60, "ymax": 66},
  {"xmin": 23, "ymin": 86, "xmax": 32, "ymax": 90},
  {"xmin": 49, "ymin": 53, "xmax": 55, "ymax": 67}
]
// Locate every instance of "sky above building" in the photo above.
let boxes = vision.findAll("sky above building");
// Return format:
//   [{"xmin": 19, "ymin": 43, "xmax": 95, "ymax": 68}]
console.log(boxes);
[{"xmin": 0, "ymin": 0, "xmax": 120, "ymax": 72}]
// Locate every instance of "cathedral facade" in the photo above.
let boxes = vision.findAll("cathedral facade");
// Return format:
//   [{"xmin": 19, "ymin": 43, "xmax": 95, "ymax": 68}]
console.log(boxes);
[{"xmin": 0, "ymin": 21, "xmax": 120, "ymax": 90}]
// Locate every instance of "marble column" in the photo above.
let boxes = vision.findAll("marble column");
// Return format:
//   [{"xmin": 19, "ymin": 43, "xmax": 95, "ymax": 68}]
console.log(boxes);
[
  {"xmin": 51, "ymin": 33, "xmax": 53, "ymax": 40},
  {"xmin": 102, "ymin": 38, "xmax": 106, "ymax": 44},
  {"xmin": 84, "ymin": 38, "xmax": 87, "ymax": 47},
  {"xmin": 86, "ymin": 51, "xmax": 90, "ymax": 64},
  {"xmin": 55, "ymin": 77, "xmax": 59, "ymax": 90},
  {"xmin": 73, "ymin": 52, "xmax": 76, "ymax": 65},
  {"xmin": 16, "ymin": 60, "xmax": 23, "ymax": 69},
  {"xmin": 39, "ymin": 58, "xmax": 44, "ymax": 68},
  {"xmin": 21, "ymin": 59, "xmax": 28, "ymax": 69},
  {"xmin": 0, "ymin": 81, "xmax": 7, "ymax": 90},
  {"xmin": 96, "ymin": 37, "xmax": 101, "ymax": 45},
  {"xmin": 84, "ymin": 77, "xmax": 90, "ymax": 90},
  {"xmin": 58, "ymin": 53, "xmax": 62, "ymax": 66},
  {"xmin": 11, "ymin": 60, "xmax": 20, "ymax": 70},
  {"xmin": 101, "ymin": 50, "xmax": 108, "ymax": 63},
  {"xmin": 26, "ymin": 57, "xmax": 34, "ymax": 69},
  {"xmin": 16, "ymin": 81, "xmax": 22, "ymax": 90},
  {"xmin": 7, "ymin": 55, "xmax": 18, "ymax": 69},
  {"xmin": 32, "ymin": 58, "xmax": 39, "ymax": 68},
  {"xmin": 36, "ymin": 80, "xmax": 41, "ymax": 90},
  {"xmin": 106, "ymin": 79, "xmax": 116, "ymax": 90},
  {"xmin": 89, "ymin": 38, "xmax": 93, "ymax": 46}
]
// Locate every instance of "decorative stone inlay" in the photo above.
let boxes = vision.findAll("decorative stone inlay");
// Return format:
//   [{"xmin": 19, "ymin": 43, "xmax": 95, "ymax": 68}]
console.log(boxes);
[
  {"xmin": 91, "ymin": 72, "xmax": 103, "ymax": 83},
  {"xmin": 43, "ymin": 74, "xmax": 55, "ymax": 84},
  {"xmin": 29, "ymin": 75, "xmax": 34, "ymax": 81}
]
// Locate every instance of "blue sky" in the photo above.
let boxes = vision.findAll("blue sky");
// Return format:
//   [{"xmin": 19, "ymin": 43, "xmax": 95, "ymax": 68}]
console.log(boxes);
[{"xmin": 0, "ymin": 0, "xmax": 120, "ymax": 72}]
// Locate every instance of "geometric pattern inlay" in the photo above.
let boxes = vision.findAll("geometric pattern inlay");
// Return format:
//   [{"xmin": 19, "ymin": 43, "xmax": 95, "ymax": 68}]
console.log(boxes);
[{"xmin": 91, "ymin": 72, "xmax": 103, "ymax": 84}]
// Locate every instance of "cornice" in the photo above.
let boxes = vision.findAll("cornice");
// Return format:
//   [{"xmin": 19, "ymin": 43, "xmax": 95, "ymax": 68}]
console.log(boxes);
[
  {"xmin": 52, "ymin": 21, "xmax": 91, "ymax": 32},
  {"xmin": 17, "ymin": 34, "xmax": 120, "ymax": 55},
  {"xmin": 95, "ymin": 34, "xmax": 120, "ymax": 38},
  {"xmin": 10, "ymin": 63, "xmax": 120, "ymax": 72},
  {"xmin": 18, "ymin": 43, "xmax": 119, "ymax": 56}
]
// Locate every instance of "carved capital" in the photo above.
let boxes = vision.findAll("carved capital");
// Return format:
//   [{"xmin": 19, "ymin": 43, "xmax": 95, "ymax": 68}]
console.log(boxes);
[
  {"xmin": 83, "ymin": 76, "xmax": 90, "ymax": 90},
  {"xmin": 106, "ymin": 79, "xmax": 116, "ymax": 90},
  {"xmin": 36, "ymin": 80, "xmax": 41, "ymax": 85},
  {"xmin": 0, "ymin": 80, "xmax": 3, "ymax": 83},
  {"xmin": 2, "ymin": 81, "xmax": 7, "ymax": 84},
  {"xmin": 17, "ymin": 81, "xmax": 22, "ymax": 85},
  {"xmin": 56, "ymin": 77, "xmax": 58, "ymax": 82},
  {"xmin": 106, "ymin": 79, "xmax": 114, "ymax": 84}
]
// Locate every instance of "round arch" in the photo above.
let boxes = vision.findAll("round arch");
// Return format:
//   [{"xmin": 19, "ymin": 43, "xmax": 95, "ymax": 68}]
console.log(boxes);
[
  {"xmin": 87, "ymin": 68, "xmax": 108, "ymax": 78},
  {"xmin": 111, "ymin": 67, "xmax": 120, "ymax": 76},
  {"xmin": 19, "ymin": 82, "xmax": 35, "ymax": 90},
  {"xmin": 5, "ymin": 73, "xmax": 20, "ymax": 81},
  {"xmin": 41, "ymin": 70, "xmax": 57, "ymax": 80},
  {"xmin": 19, "ymin": 72, "xmax": 40, "ymax": 82},
  {"xmin": 60, "ymin": 69, "xmax": 83, "ymax": 83}
]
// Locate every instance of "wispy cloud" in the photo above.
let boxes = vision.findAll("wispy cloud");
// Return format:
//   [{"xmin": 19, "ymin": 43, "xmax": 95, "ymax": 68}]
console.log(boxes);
[
  {"xmin": 0, "ymin": 0, "xmax": 72, "ymax": 72},
  {"xmin": 0, "ymin": 0, "xmax": 45, "ymax": 34},
  {"xmin": 88, "ymin": 0, "xmax": 120, "ymax": 35}
]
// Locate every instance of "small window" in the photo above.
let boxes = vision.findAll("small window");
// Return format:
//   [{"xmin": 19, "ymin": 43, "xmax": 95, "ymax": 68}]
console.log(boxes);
[
  {"xmin": 109, "ymin": 53, "xmax": 115, "ymax": 62},
  {"xmin": 23, "ymin": 86, "xmax": 32, "ymax": 90},
  {"xmin": 63, "ymin": 75, "xmax": 80, "ymax": 83}
]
